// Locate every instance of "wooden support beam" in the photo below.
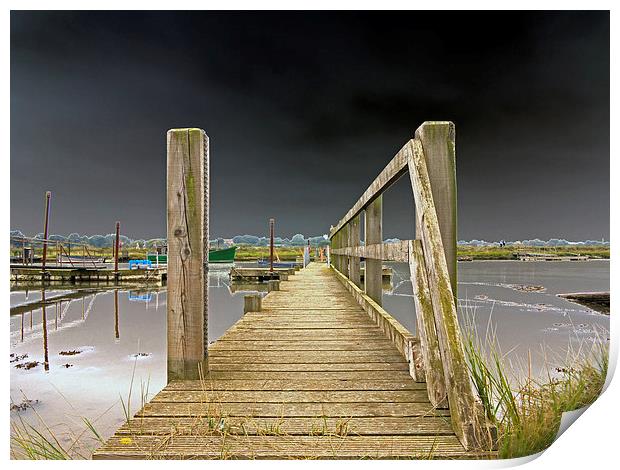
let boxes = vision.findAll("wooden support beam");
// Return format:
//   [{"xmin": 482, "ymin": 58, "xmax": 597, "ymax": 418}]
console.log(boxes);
[
  {"xmin": 364, "ymin": 196, "xmax": 383, "ymax": 305},
  {"xmin": 414, "ymin": 122, "xmax": 457, "ymax": 298},
  {"xmin": 408, "ymin": 138, "xmax": 493, "ymax": 451},
  {"xmin": 409, "ymin": 240, "xmax": 446, "ymax": 408},
  {"xmin": 342, "ymin": 223, "xmax": 350, "ymax": 279},
  {"xmin": 332, "ymin": 241, "xmax": 409, "ymax": 263},
  {"xmin": 348, "ymin": 215, "xmax": 361, "ymax": 287},
  {"xmin": 167, "ymin": 128, "xmax": 209, "ymax": 382}
]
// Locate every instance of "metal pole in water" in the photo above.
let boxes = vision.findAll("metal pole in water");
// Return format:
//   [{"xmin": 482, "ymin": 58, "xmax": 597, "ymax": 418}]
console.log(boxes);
[
  {"xmin": 269, "ymin": 218, "xmax": 275, "ymax": 273},
  {"xmin": 41, "ymin": 191, "xmax": 51, "ymax": 274}
]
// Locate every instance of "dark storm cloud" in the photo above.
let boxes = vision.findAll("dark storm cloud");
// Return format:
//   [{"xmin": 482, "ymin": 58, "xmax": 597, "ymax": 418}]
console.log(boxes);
[{"xmin": 10, "ymin": 11, "xmax": 609, "ymax": 240}]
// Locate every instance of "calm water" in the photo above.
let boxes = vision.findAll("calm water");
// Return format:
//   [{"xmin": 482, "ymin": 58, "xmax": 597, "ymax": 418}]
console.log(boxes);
[
  {"xmin": 384, "ymin": 261, "xmax": 610, "ymax": 378},
  {"xmin": 9, "ymin": 260, "xmax": 609, "ymax": 455}
]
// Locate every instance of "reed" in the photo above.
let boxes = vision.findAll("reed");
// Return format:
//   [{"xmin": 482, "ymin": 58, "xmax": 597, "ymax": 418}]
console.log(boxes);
[{"xmin": 462, "ymin": 308, "xmax": 608, "ymax": 459}]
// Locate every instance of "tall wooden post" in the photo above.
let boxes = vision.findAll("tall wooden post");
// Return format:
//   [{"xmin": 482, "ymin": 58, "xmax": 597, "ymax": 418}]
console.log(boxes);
[
  {"xmin": 364, "ymin": 196, "xmax": 383, "ymax": 305},
  {"xmin": 41, "ymin": 191, "xmax": 51, "ymax": 273},
  {"xmin": 114, "ymin": 221, "xmax": 120, "ymax": 273},
  {"xmin": 167, "ymin": 128, "xmax": 209, "ymax": 382},
  {"xmin": 415, "ymin": 122, "xmax": 457, "ymax": 297},
  {"xmin": 349, "ymin": 215, "xmax": 361, "ymax": 288},
  {"xmin": 269, "ymin": 218, "xmax": 275, "ymax": 273}
]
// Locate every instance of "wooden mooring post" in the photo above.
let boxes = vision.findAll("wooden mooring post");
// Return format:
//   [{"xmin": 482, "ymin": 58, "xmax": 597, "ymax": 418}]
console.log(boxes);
[
  {"xmin": 114, "ymin": 221, "xmax": 120, "ymax": 282},
  {"xmin": 41, "ymin": 191, "xmax": 51, "ymax": 277},
  {"xmin": 167, "ymin": 128, "xmax": 209, "ymax": 381},
  {"xmin": 243, "ymin": 294, "xmax": 262, "ymax": 314},
  {"xmin": 269, "ymin": 218, "xmax": 275, "ymax": 273}
]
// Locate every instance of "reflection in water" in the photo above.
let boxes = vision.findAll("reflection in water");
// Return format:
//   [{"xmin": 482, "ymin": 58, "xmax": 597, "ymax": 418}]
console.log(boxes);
[
  {"xmin": 114, "ymin": 290, "xmax": 120, "ymax": 340},
  {"xmin": 41, "ymin": 289, "xmax": 49, "ymax": 371}
]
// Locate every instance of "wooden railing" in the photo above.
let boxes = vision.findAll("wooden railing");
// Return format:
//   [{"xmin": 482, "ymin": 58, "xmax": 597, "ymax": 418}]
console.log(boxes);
[{"xmin": 329, "ymin": 121, "xmax": 495, "ymax": 451}]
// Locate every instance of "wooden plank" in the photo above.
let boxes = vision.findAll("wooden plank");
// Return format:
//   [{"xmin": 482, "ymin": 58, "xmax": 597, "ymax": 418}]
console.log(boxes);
[
  {"xmin": 205, "ymin": 363, "xmax": 409, "ymax": 372},
  {"xmin": 415, "ymin": 121, "xmax": 457, "ymax": 298},
  {"xmin": 207, "ymin": 351, "xmax": 405, "ymax": 362},
  {"xmin": 364, "ymin": 196, "xmax": 383, "ymax": 305},
  {"xmin": 209, "ymin": 340, "xmax": 397, "ymax": 351},
  {"xmin": 152, "ymin": 390, "xmax": 431, "ymax": 403},
  {"xmin": 193, "ymin": 370, "xmax": 415, "ymax": 380},
  {"xmin": 217, "ymin": 331, "xmax": 390, "ymax": 341},
  {"xmin": 167, "ymin": 128, "xmax": 208, "ymax": 381},
  {"xmin": 137, "ymin": 402, "xmax": 450, "ymax": 418},
  {"xmin": 409, "ymin": 239, "xmax": 447, "ymax": 408},
  {"xmin": 332, "ymin": 241, "xmax": 409, "ymax": 262},
  {"xmin": 94, "ymin": 435, "xmax": 482, "ymax": 460},
  {"xmin": 408, "ymin": 139, "xmax": 493, "ymax": 450},
  {"xmin": 207, "ymin": 356, "xmax": 406, "ymax": 365},
  {"xmin": 114, "ymin": 416, "xmax": 454, "ymax": 436},
  {"xmin": 165, "ymin": 379, "xmax": 426, "ymax": 391},
  {"xmin": 329, "ymin": 143, "xmax": 409, "ymax": 238},
  {"xmin": 229, "ymin": 323, "xmax": 379, "ymax": 329}
]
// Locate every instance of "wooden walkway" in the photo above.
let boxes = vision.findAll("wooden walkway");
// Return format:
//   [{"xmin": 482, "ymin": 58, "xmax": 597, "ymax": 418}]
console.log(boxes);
[{"xmin": 94, "ymin": 263, "xmax": 486, "ymax": 459}]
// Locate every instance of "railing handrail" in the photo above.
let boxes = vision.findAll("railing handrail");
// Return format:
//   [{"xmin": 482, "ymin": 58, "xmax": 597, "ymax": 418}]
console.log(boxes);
[
  {"xmin": 328, "ymin": 121, "xmax": 495, "ymax": 451},
  {"xmin": 329, "ymin": 145, "xmax": 409, "ymax": 239}
]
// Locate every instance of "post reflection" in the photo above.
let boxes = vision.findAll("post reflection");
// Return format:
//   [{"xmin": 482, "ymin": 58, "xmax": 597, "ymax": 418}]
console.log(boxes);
[
  {"xmin": 41, "ymin": 289, "xmax": 49, "ymax": 372},
  {"xmin": 114, "ymin": 290, "xmax": 120, "ymax": 340}
]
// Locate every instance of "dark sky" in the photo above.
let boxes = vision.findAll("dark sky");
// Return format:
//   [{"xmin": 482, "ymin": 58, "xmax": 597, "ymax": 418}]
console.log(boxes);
[{"xmin": 10, "ymin": 11, "xmax": 609, "ymax": 240}]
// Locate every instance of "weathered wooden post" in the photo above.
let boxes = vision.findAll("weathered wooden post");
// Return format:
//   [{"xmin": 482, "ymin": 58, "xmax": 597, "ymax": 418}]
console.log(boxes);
[
  {"xmin": 364, "ymin": 196, "xmax": 382, "ymax": 305},
  {"xmin": 114, "ymin": 221, "xmax": 120, "ymax": 282},
  {"xmin": 348, "ymin": 215, "xmax": 361, "ymax": 288},
  {"xmin": 415, "ymin": 121, "xmax": 457, "ymax": 297},
  {"xmin": 269, "ymin": 218, "xmax": 275, "ymax": 273},
  {"xmin": 244, "ymin": 294, "xmax": 262, "ymax": 314},
  {"xmin": 167, "ymin": 128, "xmax": 209, "ymax": 382},
  {"xmin": 41, "ymin": 191, "xmax": 51, "ymax": 275},
  {"xmin": 409, "ymin": 239, "xmax": 446, "ymax": 407},
  {"xmin": 408, "ymin": 137, "xmax": 494, "ymax": 450}
]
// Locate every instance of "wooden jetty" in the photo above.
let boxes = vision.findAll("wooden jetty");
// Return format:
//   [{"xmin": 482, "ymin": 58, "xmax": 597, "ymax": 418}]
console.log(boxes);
[
  {"xmin": 95, "ymin": 263, "xmax": 487, "ymax": 459},
  {"xmin": 229, "ymin": 266, "xmax": 297, "ymax": 282},
  {"xmin": 10, "ymin": 266, "xmax": 167, "ymax": 285},
  {"xmin": 95, "ymin": 123, "xmax": 496, "ymax": 459}
]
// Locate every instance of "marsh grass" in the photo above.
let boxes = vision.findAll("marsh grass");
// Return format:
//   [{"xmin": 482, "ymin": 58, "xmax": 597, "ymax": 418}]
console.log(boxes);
[{"xmin": 462, "ymin": 308, "xmax": 608, "ymax": 459}]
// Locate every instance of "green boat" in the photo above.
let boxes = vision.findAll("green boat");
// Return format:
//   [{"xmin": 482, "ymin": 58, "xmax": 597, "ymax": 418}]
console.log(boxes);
[
  {"xmin": 208, "ymin": 246, "xmax": 237, "ymax": 263},
  {"xmin": 147, "ymin": 246, "xmax": 237, "ymax": 264}
]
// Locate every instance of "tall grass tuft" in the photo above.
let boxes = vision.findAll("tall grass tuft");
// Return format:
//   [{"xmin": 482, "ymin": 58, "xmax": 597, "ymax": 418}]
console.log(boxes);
[{"xmin": 462, "ymin": 307, "xmax": 608, "ymax": 459}]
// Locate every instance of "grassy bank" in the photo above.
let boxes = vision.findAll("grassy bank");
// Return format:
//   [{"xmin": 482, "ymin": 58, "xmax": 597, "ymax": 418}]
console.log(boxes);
[
  {"xmin": 463, "ymin": 319, "xmax": 608, "ymax": 458},
  {"xmin": 457, "ymin": 245, "xmax": 609, "ymax": 260},
  {"xmin": 11, "ymin": 245, "xmax": 609, "ymax": 263}
]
